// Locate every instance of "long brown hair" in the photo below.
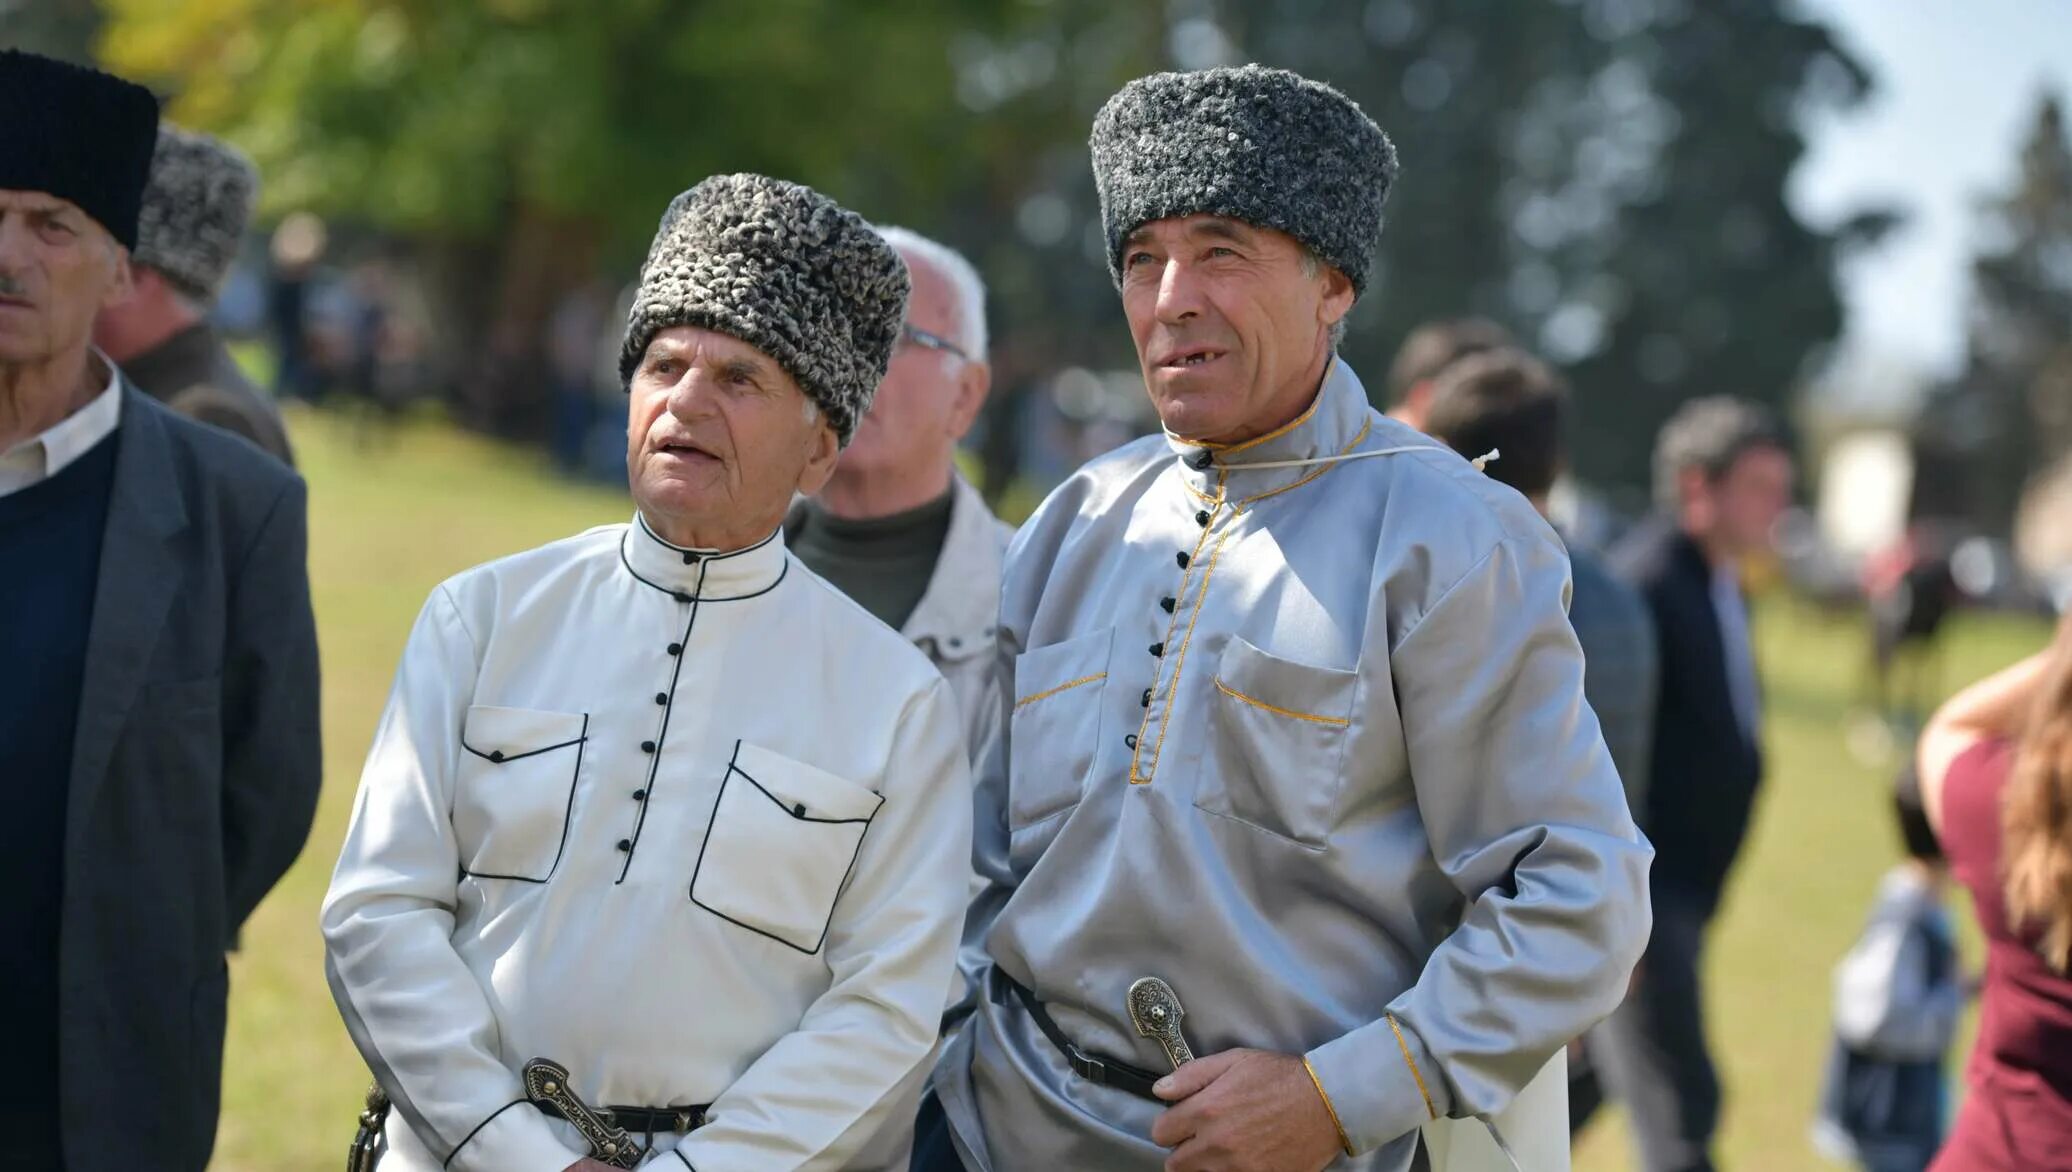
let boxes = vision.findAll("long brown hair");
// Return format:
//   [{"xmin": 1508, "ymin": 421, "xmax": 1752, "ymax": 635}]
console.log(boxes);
[{"xmin": 2004, "ymin": 611, "xmax": 2072, "ymax": 972}]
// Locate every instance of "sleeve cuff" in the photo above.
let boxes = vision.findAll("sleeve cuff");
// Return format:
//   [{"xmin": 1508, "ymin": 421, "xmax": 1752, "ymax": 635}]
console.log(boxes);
[
  {"xmin": 444, "ymin": 1099, "xmax": 585, "ymax": 1172},
  {"xmin": 1305, "ymin": 1013, "xmax": 1451, "ymax": 1156}
]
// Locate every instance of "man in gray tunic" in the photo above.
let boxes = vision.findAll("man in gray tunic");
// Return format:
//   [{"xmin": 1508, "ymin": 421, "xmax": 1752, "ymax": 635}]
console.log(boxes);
[{"xmin": 923, "ymin": 65, "xmax": 1652, "ymax": 1172}]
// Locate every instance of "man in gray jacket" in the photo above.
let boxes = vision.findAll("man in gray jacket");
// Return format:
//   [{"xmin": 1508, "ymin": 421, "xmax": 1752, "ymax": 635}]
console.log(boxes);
[{"xmin": 920, "ymin": 65, "xmax": 1651, "ymax": 1172}]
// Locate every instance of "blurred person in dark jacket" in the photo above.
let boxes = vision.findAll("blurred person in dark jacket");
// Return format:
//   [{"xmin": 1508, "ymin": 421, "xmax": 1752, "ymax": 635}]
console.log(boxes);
[
  {"xmin": 94, "ymin": 123, "xmax": 293, "ymax": 464},
  {"xmin": 1589, "ymin": 396, "xmax": 1795, "ymax": 1172}
]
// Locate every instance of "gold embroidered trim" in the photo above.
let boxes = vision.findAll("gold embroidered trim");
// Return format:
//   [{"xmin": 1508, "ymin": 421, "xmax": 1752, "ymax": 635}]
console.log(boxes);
[
  {"xmin": 1135, "ymin": 514, "xmax": 1241, "ymax": 783},
  {"xmin": 1013, "ymin": 673, "xmax": 1107, "ymax": 710},
  {"xmin": 1128, "ymin": 483, "xmax": 1226, "ymax": 783},
  {"xmin": 1187, "ymin": 391, "xmax": 1324, "ymax": 454},
  {"xmin": 1387, "ymin": 1013, "xmax": 1438, "ymax": 1120},
  {"xmin": 1235, "ymin": 416, "xmax": 1375, "ymax": 506},
  {"xmin": 1303, "ymin": 1056, "xmax": 1357, "ymax": 1158},
  {"xmin": 1213, "ymin": 677, "xmax": 1350, "ymax": 727}
]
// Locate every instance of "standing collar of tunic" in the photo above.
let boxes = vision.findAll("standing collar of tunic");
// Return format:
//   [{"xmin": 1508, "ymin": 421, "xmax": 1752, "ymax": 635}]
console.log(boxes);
[
  {"xmin": 619, "ymin": 510, "xmax": 790, "ymax": 600},
  {"xmin": 1164, "ymin": 356, "xmax": 1379, "ymax": 504}
]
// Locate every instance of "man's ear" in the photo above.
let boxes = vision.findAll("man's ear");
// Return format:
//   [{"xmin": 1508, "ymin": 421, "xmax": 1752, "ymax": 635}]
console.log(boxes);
[
  {"xmin": 1318, "ymin": 266, "xmax": 1354, "ymax": 334},
  {"xmin": 946, "ymin": 360, "xmax": 992, "ymax": 443},
  {"xmin": 99, "ymin": 244, "xmax": 135, "ymax": 312},
  {"xmin": 794, "ymin": 414, "xmax": 843, "ymax": 497}
]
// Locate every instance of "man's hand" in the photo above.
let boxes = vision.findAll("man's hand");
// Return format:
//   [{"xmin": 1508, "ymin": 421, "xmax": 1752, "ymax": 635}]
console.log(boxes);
[{"xmin": 1149, "ymin": 1049, "xmax": 1346, "ymax": 1172}]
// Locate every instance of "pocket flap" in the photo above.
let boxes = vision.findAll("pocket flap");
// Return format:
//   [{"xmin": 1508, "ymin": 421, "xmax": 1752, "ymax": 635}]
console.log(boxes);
[
  {"xmin": 1012, "ymin": 626, "xmax": 1115, "ymax": 710},
  {"xmin": 1215, "ymin": 635, "xmax": 1357, "ymax": 727},
  {"xmin": 732, "ymin": 742, "xmax": 884, "ymax": 823},
  {"xmin": 461, "ymin": 705, "xmax": 588, "ymax": 762}
]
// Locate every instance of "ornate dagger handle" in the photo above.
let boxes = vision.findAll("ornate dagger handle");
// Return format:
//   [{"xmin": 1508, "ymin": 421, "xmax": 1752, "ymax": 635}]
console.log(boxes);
[
  {"xmin": 345, "ymin": 1082, "xmax": 389, "ymax": 1172},
  {"xmin": 522, "ymin": 1057, "xmax": 644, "ymax": 1169},
  {"xmin": 1127, "ymin": 976, "xmax": 1197, "ymax": 1069}
]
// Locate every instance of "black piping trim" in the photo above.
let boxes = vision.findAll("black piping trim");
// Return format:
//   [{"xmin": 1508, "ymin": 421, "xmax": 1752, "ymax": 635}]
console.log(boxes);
[
  {"xmin": 686, "ymin": 740, "xmax": 884, "ymax": 955},
  {"xmin": 619, "ymin": 521, "xmax": 790, "ymax": 602},
  {"xmin": 460, "ymin": 732, "xmax": 586, "ymax": 764},
  {"xmin": 458, "ymin": 713, "xmax": 590, "ymax": 885},
  {"xmin": 639, "ymin": 512, "xmax": 780, "ymax": 558},
  {"xmin": 618, "ymin": 539, "xmax": 790, "ymax": 602},
  {"xmin": 674, "ymin": 1152, "xmax": 698, "ymax": 1170},
  {"xmin": 443, "ymin": 1098, "xmax": 529, "ymax": 1168},
  {"xmin": 618, "ymin": 566, "xmax": 706, "ymax": 883},
  {"xmin": 728, "ymin": 762, "xmax": 882, "ymax": 826}
]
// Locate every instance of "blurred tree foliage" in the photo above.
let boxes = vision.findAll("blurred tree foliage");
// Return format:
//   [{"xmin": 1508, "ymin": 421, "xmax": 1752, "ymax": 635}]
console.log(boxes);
[
  {"xmin": 96, "ymin": 0, "xmax": 1880, "ymax": 495},
  {"xmin": 1916, "ymin": 91, "xmax": 2072, "ymax": 535}
]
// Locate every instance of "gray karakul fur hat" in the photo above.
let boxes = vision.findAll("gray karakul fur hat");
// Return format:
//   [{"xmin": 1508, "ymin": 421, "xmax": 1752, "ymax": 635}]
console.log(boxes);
[
  {"xmin": 1090, "ymin": 64, "xmax": 1398, "ymax": 295},
  {"xmin": 134, "ymin": 124, "xmax": 260, "ymax": 303},
  {"xmin": 619, "ymin": 173, "xmax": 909, "ymax": 447}
]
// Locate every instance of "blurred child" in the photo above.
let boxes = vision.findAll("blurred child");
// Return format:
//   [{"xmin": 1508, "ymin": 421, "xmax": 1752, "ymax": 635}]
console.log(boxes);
[{"xmin": 1813, "ymin": 764, "xmax": 1966, "ymax": 1172}]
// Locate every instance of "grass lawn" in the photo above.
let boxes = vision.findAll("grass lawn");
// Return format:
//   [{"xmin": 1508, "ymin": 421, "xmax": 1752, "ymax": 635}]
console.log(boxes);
[{"xmin": 209, "ymin": 405, "xmax": 2053, "ymax": 1170}]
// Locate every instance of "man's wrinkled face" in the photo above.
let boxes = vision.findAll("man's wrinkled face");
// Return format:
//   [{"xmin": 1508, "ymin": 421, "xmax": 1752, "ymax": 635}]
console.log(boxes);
[
  {"xmin": 1118, "ymin": 215, "xmax": 1352, "ymax": 445},
  {"xmin": 0, "ymin": 189, "xmax": 131, "ymax": 366},
  {"xmin": 626, "ymin": 325, "xmax": 838, "ymax": 545}
]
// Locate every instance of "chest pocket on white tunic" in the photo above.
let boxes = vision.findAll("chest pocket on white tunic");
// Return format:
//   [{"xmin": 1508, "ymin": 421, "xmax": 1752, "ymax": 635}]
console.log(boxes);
[
  {"xmin": 690, "ymin": 741, "xmax": 884, "ymax": 955},
  {"xmin": 1197, "ymin": 635, "xmax": 1357, "ymax": 848},
  {"xmin": 1006, "ymin": 626, "xmax": 1114, "ymax": 833},
  {"xmin": 454, "ymin": 705, "xmax": 589, "ymax": 882}
]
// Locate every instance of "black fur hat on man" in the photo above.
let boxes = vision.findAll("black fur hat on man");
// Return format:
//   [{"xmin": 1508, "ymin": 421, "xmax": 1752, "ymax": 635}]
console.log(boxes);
[
  {"xmin": 619, "ymin": 174, "xmax": 909, "ymax": 447},
  {"xmin": 1090, "ymin": 64, "xmax": 1397, "ymax": 295}
]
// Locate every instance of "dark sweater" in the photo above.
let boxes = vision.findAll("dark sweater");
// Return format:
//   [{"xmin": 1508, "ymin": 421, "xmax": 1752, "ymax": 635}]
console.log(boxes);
[
  {"xmin": 786, "ymin": 489, "xmax": 954, "ymax": 631},
  {"xmin": 0, "ymin": 429, "xmax": 118, "ymax": 1142}
]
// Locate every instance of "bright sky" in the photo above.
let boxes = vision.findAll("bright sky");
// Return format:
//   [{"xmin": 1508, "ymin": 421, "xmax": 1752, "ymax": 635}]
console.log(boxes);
[{"xmin": 1791, "ymin": 0, "xmax": 2071, "ymax": 390}]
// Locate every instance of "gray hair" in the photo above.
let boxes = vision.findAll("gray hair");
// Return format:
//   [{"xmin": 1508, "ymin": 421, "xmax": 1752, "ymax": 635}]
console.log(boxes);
[
  {"xmin": 1652, "ymin": 395, "xmax": 1789, "ymax": 512},
  {"xmin": 875, "ymin": 225, "xmax": 988, "ymax": 360},
  {"xmin": 1301, "ymin": 248, "xmax": 1349, "ymax": 349}
]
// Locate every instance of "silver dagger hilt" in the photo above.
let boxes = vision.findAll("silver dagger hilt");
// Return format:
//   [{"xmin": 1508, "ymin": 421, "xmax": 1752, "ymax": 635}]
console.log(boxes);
[
  {"xmin": 1127, "ymin": 976, "xmax": 1197, "ymax": 1069},
  {"xmin": 522, "ymin": 1056, "xmax": 643, "ymax": 1169}
]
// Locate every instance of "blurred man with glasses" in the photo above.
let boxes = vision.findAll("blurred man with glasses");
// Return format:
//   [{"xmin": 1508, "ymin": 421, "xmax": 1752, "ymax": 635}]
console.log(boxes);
[{"xmin": 786, "ymin": 227, "xmax": 1012, "ymax": 754}]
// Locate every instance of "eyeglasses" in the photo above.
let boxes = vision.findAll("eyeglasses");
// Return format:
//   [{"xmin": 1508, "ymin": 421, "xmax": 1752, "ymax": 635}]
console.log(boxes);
[{"xmin": 898, "ymin": 323, "xmax": 969, "ymax": 362}]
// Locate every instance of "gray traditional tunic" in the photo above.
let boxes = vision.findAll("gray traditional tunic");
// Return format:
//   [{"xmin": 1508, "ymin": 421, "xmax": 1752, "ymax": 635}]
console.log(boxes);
[{"xmin": 935, "ymin": 358, "xmax": 1652, "ymax": 1170}]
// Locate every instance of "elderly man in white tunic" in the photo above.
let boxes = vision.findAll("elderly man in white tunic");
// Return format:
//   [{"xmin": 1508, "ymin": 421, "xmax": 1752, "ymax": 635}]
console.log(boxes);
[
  {"xmin": 322, "ymin": 174, "xmax": 973, "ymax": 1172},
  {"xmin": 917, "ymin": 66, "xmax": 1652, "ymax": 1172}
]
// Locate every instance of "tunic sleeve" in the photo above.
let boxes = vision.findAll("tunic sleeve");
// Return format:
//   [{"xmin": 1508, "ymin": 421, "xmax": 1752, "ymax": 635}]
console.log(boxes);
[
  {"xmin": 1305, "ymin": 531, "xmax": 1654, "ymax": 1154},
  {"xmin": 320, "ymin": 585, "xmax": 584, "ymax": 1172}
]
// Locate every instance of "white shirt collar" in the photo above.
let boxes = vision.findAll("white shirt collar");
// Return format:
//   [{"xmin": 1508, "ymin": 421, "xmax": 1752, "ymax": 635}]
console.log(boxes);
[
  {"xmin": 0, "ymin": 351, "xmax": 122, "ymax": 498},
  {"xmin": 619, "ymin": 511, "xmax": 791, "ymax": 601}
]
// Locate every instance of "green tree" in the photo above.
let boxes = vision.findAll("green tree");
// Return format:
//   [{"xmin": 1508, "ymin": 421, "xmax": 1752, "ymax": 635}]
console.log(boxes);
[
  {"xmin": 1916, "ymin": 90, "xmax": 2072, "ymax": 534},
  {"xmin": 99, "ymin": 0, "xmax": 1005, "ymax": 431},
  {"xmin": 98, "ymin": 0, "xmax": 1878, "ymax": 499}
]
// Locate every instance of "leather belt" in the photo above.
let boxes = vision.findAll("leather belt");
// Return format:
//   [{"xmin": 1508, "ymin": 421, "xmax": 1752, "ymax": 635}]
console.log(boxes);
[
  {"xmin": 538, "ymin": 1101, "xmax": 710, "ymax": 1135},
  {"xmin": 1004, "ymin": 976, "xmax": 1166, "ymax": 1102}
]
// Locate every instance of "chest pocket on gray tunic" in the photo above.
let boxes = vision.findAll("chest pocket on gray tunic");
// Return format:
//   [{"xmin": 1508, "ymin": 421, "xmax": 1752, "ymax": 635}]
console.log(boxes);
[
  {"xmin": 454, "ymin": 705, "xmax": 589, "ymax": 882},
  {"xmin": 1007, "ymin": 626, "xmax": 1114, "ymax": 832},
  {"xmin": 690, "ymin": 741, "xmax": 884, "ymax": 955},
  {"xmin": 1198, "ymin": 635, "xmax": 1357, "ymax": 848}
]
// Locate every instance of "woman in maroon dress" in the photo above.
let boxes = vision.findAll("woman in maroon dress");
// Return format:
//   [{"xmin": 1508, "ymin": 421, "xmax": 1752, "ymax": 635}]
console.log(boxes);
[{"xmin": 1920, "ymin": 612, "xmax": 2072, "ymax": 1170}]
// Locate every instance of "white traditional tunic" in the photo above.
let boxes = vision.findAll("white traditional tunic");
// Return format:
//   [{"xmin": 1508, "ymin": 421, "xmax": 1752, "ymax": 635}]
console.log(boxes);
[
  {"xmin": 323, "ymin": 516, "xmax": 973, "ymax": 1172},
  {"xmin": 936, "ymin": 358, "xmax": 1652, "ymax": 1171}
]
